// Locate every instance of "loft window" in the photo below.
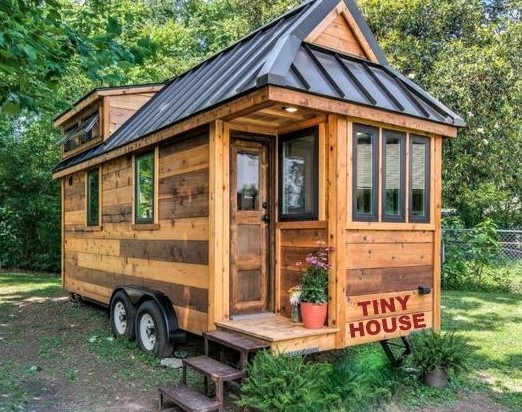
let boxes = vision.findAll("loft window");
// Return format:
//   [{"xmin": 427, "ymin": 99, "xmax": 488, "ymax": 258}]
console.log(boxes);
[
  {"xmin": 87, "ymin": 169, "xmax": 100, "ymax": 226},
  {"xmin": 410, "ymin": 136, "xmax": 430, "ymax": 222},
  {"xmin": 279, "ymin": 127, "xmax": 318, "ymax": 221},
  {"xmin": 382, "ymin": 130, "xmax": 405, "ymax": 221},
  {"xmin": 135, "ymin": 152, "xmax": 155, "ymax": 224},
  {"xmin": 353, "ymin": 124, "xmax": 378, "ymax": 221},
  {"xmin": 60, "ymin": 113, "xmax": 100, "ymax": 153}
]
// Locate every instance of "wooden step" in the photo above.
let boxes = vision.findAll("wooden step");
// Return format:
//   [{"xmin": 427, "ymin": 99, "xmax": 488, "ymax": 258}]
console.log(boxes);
[
  {"xmin": 203, "ymin": 329, "xmax": 269, "ymax": 353},
  {"xmin": 158, "ymin": 382, "xmax": 220, "ymax": 412},
  {"xmin": 203, "ymin": 329, "xmax": 269, "ymax": 370},
  {"xmin": 183, "ymin": 356, "xmax": 244, "ymax": 381}
]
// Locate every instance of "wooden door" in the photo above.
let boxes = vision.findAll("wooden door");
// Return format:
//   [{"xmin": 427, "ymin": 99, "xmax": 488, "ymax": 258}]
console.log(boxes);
[{"xmin": 230, "ymin": 139, "xmax": 270, "ymax": 315}]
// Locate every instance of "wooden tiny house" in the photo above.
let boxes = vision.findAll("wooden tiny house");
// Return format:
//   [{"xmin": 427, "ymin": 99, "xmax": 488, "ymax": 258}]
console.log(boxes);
[{"xmin": 53, "ymin": 0, "xmax": 464, "ymax": 358}]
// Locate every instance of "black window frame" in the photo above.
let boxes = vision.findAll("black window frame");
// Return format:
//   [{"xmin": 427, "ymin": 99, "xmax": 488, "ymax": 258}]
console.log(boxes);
[
  {"xmin": 86, "ymin": 168, "xmax": 100, "ymax": 227},
  {"xmin": 382, "ymin": 130, "xmax": 406, "ymax": 222},
  {"xmin": 134, "ymin": 151, "xmax": 155, "ymax": 225},
  {"xmin": 409, "ymin": 136, "xmax": 431, "ymax": 223},
  {"xmin": 278, "ymin": 127, "xmax": 319, "ymax": 222},
  {"xmin": 353, "ymin": 124, "xmax": 379, "ymax": 222}
]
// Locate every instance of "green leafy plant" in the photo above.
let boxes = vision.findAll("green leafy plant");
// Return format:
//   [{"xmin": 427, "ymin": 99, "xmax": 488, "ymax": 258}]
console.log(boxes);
[
  {"xmin": 237, "ymin": 350, "xmax": 335, "ymax": 412},
  {"xmin": 408, "ymin": 330, "xmax": 470, "ymax": 376},
  {"xmin": 296, "ymin": 241, "xmax": 333, "ymax": 304}
]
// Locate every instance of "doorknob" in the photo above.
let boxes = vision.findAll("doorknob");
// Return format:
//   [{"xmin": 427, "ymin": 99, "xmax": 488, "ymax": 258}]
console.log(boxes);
[{"xmin": 262, "ymin": 214, "xmax": 270, "ymax": 223}]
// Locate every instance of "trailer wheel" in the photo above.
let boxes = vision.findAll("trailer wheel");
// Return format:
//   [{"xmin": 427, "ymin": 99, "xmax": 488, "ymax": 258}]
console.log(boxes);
[
  {"xmin": 136, "ymin": 300, "xmax": 173, "ymax": 358},
  {"xmin": 110, "ymin": 290, "xmax": 136, "ymax": 340}
]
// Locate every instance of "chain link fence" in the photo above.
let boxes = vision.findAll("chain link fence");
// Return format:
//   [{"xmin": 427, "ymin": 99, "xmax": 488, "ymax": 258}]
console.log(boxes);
[{"xmin": 443, "ymin": 229, "xmax": 522, "ymax": 264}]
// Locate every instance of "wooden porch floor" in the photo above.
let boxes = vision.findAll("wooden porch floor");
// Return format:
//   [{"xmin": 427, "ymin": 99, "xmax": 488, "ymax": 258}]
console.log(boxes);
[{"xmin": 215, "ymin": 313, "xmax": 339, "ymax": 343}]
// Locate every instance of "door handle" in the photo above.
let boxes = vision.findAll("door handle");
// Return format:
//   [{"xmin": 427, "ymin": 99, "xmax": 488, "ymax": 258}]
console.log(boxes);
[{"xmin": 261, "ymin": 214, "xmax": 270, "ymax": 223}]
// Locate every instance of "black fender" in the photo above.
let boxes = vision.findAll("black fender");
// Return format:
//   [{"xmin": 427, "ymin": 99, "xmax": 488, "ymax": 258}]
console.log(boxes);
[{"xmin": 110, "ymin": 286, "xmax": 186, "ymax": 344}]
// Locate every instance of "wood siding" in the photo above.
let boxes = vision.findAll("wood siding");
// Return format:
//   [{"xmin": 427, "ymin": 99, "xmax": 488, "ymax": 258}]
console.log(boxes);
[
  {"xmin": 277, "ymin": 224, "xmax": 328, "ymax": 317},
  {"xmin": 344, "ymin": 229, "xmax": 435, "ymax": 345},
  {"xmin": 108, "ymin": 93, "xmax": 156, "ymax": 135},
  {"xmin": 63, "ymin": 131, "xmax": 210, "ymax": 334}
]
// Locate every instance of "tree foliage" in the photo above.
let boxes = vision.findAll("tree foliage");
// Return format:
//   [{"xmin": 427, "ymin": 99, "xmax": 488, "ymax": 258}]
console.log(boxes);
[{"xmin": 0, "ymin": 0, "xmax": 521, "ymax": 272}]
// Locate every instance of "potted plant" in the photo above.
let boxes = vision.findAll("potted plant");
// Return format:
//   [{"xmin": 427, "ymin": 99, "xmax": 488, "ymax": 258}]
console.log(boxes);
[
  {"xmin": 296, "ymin": 241, "xmax": 333, "ymax": 329},
  {"xmin": 408, "ymin": 329, "xmax": 470, "ymax": 388}
]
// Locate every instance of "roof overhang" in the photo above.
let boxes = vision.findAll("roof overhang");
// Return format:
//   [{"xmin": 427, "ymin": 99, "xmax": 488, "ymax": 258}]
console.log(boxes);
[{"xmin": 52, "ymin": 85, "xmax": 458, "ymax": 180}]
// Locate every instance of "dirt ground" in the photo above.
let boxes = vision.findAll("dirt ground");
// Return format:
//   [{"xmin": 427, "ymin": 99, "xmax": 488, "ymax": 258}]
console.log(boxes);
[{"xmin": 0, "ymin": 284, "xmax": 509, "ymax": 412}]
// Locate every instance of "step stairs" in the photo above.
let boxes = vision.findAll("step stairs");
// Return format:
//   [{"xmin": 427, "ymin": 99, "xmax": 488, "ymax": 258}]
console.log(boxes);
[{"xmin": 158, "ymin": 329, "xmax": 269, "ymax": 411}]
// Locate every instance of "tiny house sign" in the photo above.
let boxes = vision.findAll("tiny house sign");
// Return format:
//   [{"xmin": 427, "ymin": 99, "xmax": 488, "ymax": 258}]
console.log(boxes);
[{"xmin": 347, "ymin": 291, "xmax": 430, "ymax": 341}]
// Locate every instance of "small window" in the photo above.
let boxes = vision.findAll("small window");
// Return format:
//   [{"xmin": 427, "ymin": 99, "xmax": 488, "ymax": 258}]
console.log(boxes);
[
  {"xmin": 87, "ymin": 169, "xmax": 100, "ymax": 226},
  {"xmin": 382, "ymin": 130, "xmax": 405, "ymax": 221},
  {"xmin": 410, "ymin": 136, "xmax": 430, "ymax": 222},
  {"xmin": 135, "ymin": 152, "xmax": 155, "ymax": 224},
  {"xmin": 353, "ymin": 124, "xmax": 378, "ymax": 221},
  {"xmin": 279, "ymin": 128, "xmax": 318, "ymax": 221}
]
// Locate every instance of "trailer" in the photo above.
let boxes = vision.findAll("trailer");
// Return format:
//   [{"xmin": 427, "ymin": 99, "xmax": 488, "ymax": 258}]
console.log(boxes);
[{"xmin": 52, "ymin": 0, "xmax": 464, "ymax": 360}]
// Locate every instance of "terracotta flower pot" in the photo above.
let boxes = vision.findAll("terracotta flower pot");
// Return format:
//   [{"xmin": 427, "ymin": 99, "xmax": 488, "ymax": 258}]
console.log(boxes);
[
  {"xmin": 424, "ymin": 368, "xmax": 448, "ymax": 389},
  {"xmin": 300, "ymin": 302, "xmax": 327, "ymax": 329}
]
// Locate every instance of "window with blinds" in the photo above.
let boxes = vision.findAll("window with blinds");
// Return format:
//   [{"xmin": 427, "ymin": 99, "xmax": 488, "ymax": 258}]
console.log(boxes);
[
  {"xmin": 352, "ymin": 125, "xmax": 431, "ymax": 223},
  {"xmin": 353, "ymin": 125, "xmax": 378, "ymax": 221},
  {"xmin": 410, "ymin": 136, "xmax": 430, "ymax": 222},
  {"xmin": 383, "ymin": 131, "xmax": 405, "ymax": 221}
]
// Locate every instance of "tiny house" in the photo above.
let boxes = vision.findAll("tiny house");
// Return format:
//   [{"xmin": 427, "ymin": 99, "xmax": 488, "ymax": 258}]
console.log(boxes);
[{"xmin": 53, "ymin": 0, "xmax": 464, "ymax": 358}]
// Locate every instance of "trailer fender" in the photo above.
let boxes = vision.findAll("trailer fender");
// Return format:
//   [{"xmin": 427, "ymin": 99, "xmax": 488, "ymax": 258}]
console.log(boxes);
[{"xmin": 110, "ymin": 286, "xmax": 186, "ymax": 344}]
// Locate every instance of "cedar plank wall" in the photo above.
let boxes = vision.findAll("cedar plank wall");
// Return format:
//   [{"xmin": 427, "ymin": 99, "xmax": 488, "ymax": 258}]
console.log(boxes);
[
  {"xmin": 63, "ymin": 131, "xmax": 210, "ymax": 334},
  {"xmin": 344, "ymin": 231, "xmax": 434, "ymax": 345},
  {"xmin": 109, "ymin": 93, "xmax": 156, "ymax": 135},
  {"xmin": 278, "ymin": 227, "xmax": 328, "ymax": 316}
]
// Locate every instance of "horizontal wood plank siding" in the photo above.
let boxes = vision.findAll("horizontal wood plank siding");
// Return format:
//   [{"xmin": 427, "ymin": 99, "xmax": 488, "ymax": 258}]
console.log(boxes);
[
  {"xmin": 62, "ymin": 130, "xmax": 211, "ymax": 335},
  {"xmin": 344, "ymin": 229, "xmax": 434, "ymax": 346},
  {"xmin": 278, "ymin": 225, "xmax": 327, "ymax": 317},
  {"xmin": 120, "ymin": 239, "xmax": 208, "ymax": 265}
]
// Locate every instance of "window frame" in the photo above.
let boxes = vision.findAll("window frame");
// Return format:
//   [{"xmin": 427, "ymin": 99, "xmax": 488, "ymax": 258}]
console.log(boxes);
[
  {"xmin": 352, "ymin": 124, "xmax": 379, "ymax": 222},
  {"xmin": 382, "ymin": 130, "xmax": 406, "ymax": 222},
  {"xmin": 86, "ymin": 168, "xmax": 100, "ymax": 227},
  {"xmin": 278, "ymin": 127, "xmax": 319, "ymax": 222},
  {"xmin": 409, "ymin": 135, "xmax": 431, "ymax": 223},
  {"xmin": 134, "ymin": 151, "xmax": 156, "ymax": 225}
]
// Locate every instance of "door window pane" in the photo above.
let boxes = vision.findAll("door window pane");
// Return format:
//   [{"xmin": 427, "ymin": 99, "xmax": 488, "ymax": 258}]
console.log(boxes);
[
  {"xmin": 87, "ymin": 169, "xmax": 99, "ymax": 226},
  {"xmin": 280, "ymin": 129, "xmax": 318, "ymax": 220},
  {"xmin": 135, "ymin": 152, "xmax": 154, "ymax": 224},
  {"xmin": 410, "ymin": 137, "xmax": 430, "ymax": 222},
  {"xmin": 383, "ymin": 131, "xmax": 405, "ymax": 221},
  {"xmin": 237, "ymin": 152, "xmax": 259, "ymax": 211},
  {"xmin": 353, "ymin": 125, "xmax": 378, "ymax": 221}
]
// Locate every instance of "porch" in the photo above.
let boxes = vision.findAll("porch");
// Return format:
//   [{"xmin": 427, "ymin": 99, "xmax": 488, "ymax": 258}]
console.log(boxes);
[{"xmin": 215, "ymin": 313, "xmax": 340, "ymax": 355}]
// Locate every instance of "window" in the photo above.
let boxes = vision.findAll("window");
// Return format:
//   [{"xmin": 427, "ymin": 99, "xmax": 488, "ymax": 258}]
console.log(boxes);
[
  {"xmin": 87, "ymin": 169, "xmax": 100, "ymax": 226},
  {"xmin": 410, "ymin": 136, "xmax": 430, "ymax": 222},
  {"xmin": 279, "ymin": 128, "xmax": 318, "ymax": 221},
  {"xmin": 135, "ymin": 152, "xmax": 155, "ymax": 224},
  {"xmin": 382, "ymin": 130, "xmax": 405, "ymax": 221},
  {"xmin": 352, "ymin": 124, "xmax": 431, "ymax": 224},
  {"xmin": 61, "ymin": 113, "xmax": 100, "ymax": 153},
  {"xmin": 353, "ymin": 124, "xmax": 378, "ymax": 221}
]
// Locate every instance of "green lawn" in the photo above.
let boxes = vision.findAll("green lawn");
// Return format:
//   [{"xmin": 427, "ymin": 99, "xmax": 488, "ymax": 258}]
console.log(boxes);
[
  {"xmin": 0, "ymin": 272, "xmax": 521, "ymax": 411},
  {"xmin": 441, "ymin": 290, "xmax": 522, "ymax": 409}
]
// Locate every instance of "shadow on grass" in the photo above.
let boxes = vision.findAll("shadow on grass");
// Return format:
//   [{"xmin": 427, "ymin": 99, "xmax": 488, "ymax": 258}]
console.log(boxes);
[{"xmin": 441, "ymin": 290, "xmax": 522, "ymax": 411}]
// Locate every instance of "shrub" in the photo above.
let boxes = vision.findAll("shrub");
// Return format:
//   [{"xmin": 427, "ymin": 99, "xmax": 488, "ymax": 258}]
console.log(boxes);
[
  {"xmin": 407, "ymin": 330, "xmax": 470, "ymax": 376},
  {"xmin": 238, "ymin": 351, "xmax": 335, "ymax": 412}
]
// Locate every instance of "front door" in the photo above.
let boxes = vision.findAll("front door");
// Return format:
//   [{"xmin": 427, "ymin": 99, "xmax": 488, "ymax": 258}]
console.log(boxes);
[{"xmin": 230, "ymin": 138, "xmax": 270, "ymax": 316}]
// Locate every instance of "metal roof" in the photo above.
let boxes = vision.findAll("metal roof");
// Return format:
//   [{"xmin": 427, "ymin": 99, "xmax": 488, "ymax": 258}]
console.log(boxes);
[{"xmin": 54, "ymin": 0, "xmax": 464, "ymax": 173}]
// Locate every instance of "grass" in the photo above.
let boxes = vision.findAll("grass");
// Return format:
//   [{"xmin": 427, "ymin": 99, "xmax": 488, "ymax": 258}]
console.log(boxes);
[{"xmin": 0, "ymin": 271, "xmax": 521, "ymax": 411}]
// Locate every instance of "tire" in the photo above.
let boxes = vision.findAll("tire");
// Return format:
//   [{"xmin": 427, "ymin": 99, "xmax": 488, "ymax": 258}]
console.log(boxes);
[
  {"xmin": 110, "ymin": 290, "xmax": 136, "ymax": 340},
  {"xmin": 135, "ymin": 300, "xmax": 173, "ymax": 358}
]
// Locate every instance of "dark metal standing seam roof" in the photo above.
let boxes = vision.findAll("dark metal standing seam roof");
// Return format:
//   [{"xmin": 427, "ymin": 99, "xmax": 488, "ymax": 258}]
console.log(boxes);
[{"xmin": 54, "ymin": 0, "xmax": 465, "ymax": 173}]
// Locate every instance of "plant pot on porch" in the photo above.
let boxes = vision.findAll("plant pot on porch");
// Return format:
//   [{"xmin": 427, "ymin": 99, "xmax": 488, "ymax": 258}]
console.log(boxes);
[{"xmin": 300, "ymin": 302, "xmax": 327, "ymax": 329}]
